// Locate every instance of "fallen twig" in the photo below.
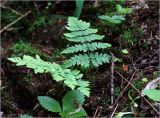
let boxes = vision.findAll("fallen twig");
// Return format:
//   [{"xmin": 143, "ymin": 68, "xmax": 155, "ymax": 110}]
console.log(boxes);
[
  {"xmin": 0, "ymin": 11, "xmax": 31, "ymax": 34},
  {"xmin": 116, "ymin": 71, "xmax": 160, "ymax": 115}
]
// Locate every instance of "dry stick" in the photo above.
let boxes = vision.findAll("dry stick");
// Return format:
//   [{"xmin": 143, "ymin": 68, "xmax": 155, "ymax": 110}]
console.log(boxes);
[
  {"xmin": 116, "ymin": 71, "xmax": 160, "ymax": 115},
  {"xmin": 110, "ymin": 53, "xmax": 115, "ymax": 106},
  {"xmin": 113, "ymin": 72, "xmax": 135, "ymax": 107},
  {"xmin": 0, "ymin": 11, "xmax": 31, "ymax": 34},
  {"xmin": 110, "ymin": 103, "xmax": 119, "ymax": 118}
]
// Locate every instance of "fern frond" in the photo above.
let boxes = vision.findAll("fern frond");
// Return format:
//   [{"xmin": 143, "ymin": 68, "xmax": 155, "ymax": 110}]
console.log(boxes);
[
  {"xmin": 61, "ymin": 42, "xmax": 111, "ymax": 54},
  {"xmin": 62, "ymin": 17, "xmax": 111, "ymax": 68},
  {"xmin": 64, "ymin": 52, "xmax": 111, "ymax": 68},
  {"xmin": 8, "ymin": 55, "xmax": 90, "ymax": 96}
]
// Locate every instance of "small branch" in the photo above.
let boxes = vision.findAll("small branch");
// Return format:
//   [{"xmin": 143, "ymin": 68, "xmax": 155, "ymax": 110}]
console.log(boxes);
[
  {"xmin": 110, "ymin": 53, "xmax": 115, "ymax": 106},
  {"xmin": 116, "ymin": 71, "xmax": 160, "ymax": 115},
  {"xmin": 0, "ymin": 11, "xmax": 31, "ymax": 34}
]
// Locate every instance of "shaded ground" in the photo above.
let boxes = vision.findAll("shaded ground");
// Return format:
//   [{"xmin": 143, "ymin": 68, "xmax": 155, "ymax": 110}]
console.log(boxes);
[{"xmin": 1, "ymin": 1, "xmax": 159, "ymax": 117}]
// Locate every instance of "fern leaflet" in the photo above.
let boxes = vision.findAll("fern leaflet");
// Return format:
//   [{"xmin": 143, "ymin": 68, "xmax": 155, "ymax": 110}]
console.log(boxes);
[
  {"xmin": 62, "ymin": 42, "xmax": 111, "ymax": 54},
  {"xmin": 63, "ymin": 52, "xmax": 110, "ymax": 68}
]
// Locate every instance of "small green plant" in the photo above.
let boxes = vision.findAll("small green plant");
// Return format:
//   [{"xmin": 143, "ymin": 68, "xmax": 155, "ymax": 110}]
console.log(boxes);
[
  {"xmin": 61, "ymin": 17, "xmax": 112, "ymax": 68},
  {"xmin": 121, "ymin": 30, "xmax": 136, "ymax": 44},
  {"xmin": 10, "ymin": 41, "xmax": 49, "ymax": 59},
  {"xmin": 99, "ymin": 15, "xmax": 125, "ymax": 24},
  {"xmin": 121, "ymin": 49, "xmax": 129, "ymax": 54},
  {"xmin": 116, "ymin": 4, "xmax": 133, "ymax": 15},
  {"xmin": 29, "ymin": 16, "xmax": 46, "ymax": 32},
  {"xmin": 8, "ymin": 55, "xmax": 90, "ymax": 96},
  {"xmin": 128, "ymin": 90, "xmax": 140, "ymax": 108},
  {"xmin": 38, "ymin": 90, "xmax": 87, "ymax": 117}
]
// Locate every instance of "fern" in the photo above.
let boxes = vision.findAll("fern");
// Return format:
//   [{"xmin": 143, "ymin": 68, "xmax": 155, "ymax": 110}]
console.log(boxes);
[
  {"xmin": 8, "ymin": 55, "xmax": 90, "ymax": 96},
  {"xmin": 62, "ymin": 17, "xmax": 111, "ymax": 68}
]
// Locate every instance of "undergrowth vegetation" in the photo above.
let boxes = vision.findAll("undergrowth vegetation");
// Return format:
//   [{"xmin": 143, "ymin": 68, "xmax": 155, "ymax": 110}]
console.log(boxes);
[{"xmin": 1, "ymin": 0, "xmax": 159, "ymax": 117}]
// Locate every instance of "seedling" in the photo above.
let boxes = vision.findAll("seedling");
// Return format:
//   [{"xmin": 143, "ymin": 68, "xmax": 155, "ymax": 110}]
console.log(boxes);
[{"xmin": 38, "ymin": 90, "xmax": 87, "ymax": 118}]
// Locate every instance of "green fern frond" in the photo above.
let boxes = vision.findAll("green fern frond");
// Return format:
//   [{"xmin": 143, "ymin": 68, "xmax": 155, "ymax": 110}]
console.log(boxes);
[
  {"xmin": 8, "ymin": 55, "xmax": 90, "ymax": 96},
  {"xmin": 61, "ymin": 42, "xmax": 111, "ymax": 54},
  {"xmin": 64, "ymin": 52, "xmax": 111, "ymax": 68},
  {"xmin": 62, "ymin": 17, "xmax": 111, "ymax": 68}
]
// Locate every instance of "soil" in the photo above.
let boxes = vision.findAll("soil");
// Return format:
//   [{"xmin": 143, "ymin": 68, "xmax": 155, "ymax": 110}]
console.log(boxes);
[{"xmin": 1, "ymin": 1, "xmax": 159, "ymax": 117}]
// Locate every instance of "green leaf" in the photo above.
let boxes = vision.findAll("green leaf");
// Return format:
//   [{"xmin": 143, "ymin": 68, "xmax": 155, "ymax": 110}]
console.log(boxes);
[
  {"xmin": 74, "ymin": 0, "xmax": 84, "ymax": 18},
  {"xmin": 142, "ymin": 89, "xmax": 160, "ymax": 102},
  {"xmin": 116, "ymin": 4, "xmax": 133, "ymax": 15},
  {"xmin": 38, "ymin": 96, "xmax": 62, "ymax": 113},
  {"xmin": 99, "ymin": 15, "xmax": 125, "ymax": 24},
  {"xmin": 62, "ymin": 90, "xmax": 85, "ymax": 111},
  {"xmin": 121, "ymin": 49, "xmax": 129, "ymax": 54}
]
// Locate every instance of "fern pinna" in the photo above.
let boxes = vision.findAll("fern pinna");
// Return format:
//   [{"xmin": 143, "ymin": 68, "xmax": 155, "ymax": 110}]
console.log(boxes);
[{"xmin": 62, "ymin": 17, "xmax": 112, "ymax": 68}]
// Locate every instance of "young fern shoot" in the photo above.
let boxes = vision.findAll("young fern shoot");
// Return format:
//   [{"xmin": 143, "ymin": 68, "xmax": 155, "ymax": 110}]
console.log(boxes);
[{"xmin": 62, "ymin": 17, "xmax": 112, "ymax": 68}]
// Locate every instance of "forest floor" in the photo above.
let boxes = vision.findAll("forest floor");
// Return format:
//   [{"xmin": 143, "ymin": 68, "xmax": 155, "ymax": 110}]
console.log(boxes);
[{"xmin": 1, "ymin": 1, "xmax": 159, "ymax": 117}]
